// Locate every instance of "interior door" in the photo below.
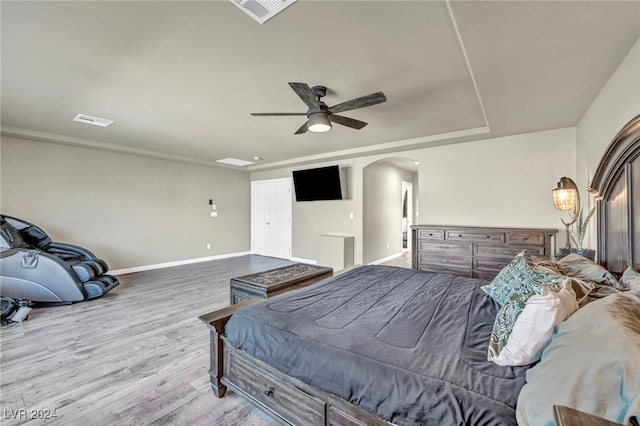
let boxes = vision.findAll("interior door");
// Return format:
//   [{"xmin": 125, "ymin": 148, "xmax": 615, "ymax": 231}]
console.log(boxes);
[{"xmin": 251, "ymin": 178, "xmax": 292, "ymax": 259}]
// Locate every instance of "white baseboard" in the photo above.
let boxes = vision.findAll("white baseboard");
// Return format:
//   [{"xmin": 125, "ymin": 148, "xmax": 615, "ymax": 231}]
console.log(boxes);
[
  {"xmin": 367, "ymin": 251, "xmax": 404, "ymax": 265},
  {"xmin": 289, "ymin": 256, "xmax": 317, "ymax": 265},
  {"xmin": 110, "ymin": 251, "xmax": 252, "ymax": 276}
]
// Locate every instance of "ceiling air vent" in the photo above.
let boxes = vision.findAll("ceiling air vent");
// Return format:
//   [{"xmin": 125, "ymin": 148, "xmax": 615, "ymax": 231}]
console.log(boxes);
[
  {"xmin": 230, "ymin": 0, "xmax": 297, "ymax": 24},
  {"xmin": 216, "ymin": 157, "xmax": 256, "ymax": 167},
  {"xmin": 73, "ymin": 114, "xmax": 115, "ymax": 128}
]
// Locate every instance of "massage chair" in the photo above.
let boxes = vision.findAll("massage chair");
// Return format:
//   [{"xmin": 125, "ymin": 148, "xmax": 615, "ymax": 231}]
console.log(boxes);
[{"xmin": 0, "ymin": 215, "xmax": 119, "ymax": 304}]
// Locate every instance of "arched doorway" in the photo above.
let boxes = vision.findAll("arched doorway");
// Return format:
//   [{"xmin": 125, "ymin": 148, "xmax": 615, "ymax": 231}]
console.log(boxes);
[{"xmin": 362, "ymin": 158, "xmax": 419, "ymax": 265}]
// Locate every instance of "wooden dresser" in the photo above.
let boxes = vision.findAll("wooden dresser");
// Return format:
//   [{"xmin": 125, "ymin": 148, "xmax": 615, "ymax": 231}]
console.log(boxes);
[{"xmin": 411, "ymin": 225, "xmax": 557, "ymax": 279}]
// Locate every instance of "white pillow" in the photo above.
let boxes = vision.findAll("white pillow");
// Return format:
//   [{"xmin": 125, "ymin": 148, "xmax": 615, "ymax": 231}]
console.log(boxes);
[
  {"xmin": 489, "ymin": 279, "xmax": 578, "ymax": 366},
  {"xmin": 516, "ymin": 290, "xmax": 640, "ymax": 425}
]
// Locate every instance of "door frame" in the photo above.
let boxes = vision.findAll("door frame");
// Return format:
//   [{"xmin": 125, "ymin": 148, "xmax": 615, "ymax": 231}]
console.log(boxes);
[
  {"xmin": 250, "ymin": 177, "xmax": 292, "ymax": 259},
  {"xmin": 402, "ymin": 180, "xmax": 414, "ymax": 252}
]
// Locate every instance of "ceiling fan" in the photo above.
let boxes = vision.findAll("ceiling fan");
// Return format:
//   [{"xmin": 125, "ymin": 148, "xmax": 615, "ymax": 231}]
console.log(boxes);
[{"xmin": 251, "ymin": 82, "xmax": 387, "ymax": 134}]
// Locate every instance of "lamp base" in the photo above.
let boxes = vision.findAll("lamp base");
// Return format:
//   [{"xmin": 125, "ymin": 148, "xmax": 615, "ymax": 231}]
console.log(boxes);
[{"xmin": 558, "ymin": 247, "xmax": 596, "ymax": 261}]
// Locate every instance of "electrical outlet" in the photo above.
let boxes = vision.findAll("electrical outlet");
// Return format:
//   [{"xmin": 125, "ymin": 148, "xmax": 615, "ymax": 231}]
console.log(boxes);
[
  {"xmin": 206, "ymin": 243, "xmax": 211, "ymax": 250},
  {"xmin": 210, "ymin": 211, "xmax": 218, "ymax": 217}
]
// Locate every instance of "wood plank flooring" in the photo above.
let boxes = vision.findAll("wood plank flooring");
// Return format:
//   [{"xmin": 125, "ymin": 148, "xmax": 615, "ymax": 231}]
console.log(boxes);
[{"xmin": 0, "ymin": 254, "xmax": 410, "ymax": 426}]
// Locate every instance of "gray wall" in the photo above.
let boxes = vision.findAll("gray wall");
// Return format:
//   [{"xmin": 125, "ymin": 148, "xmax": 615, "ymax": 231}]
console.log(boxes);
[
  {"xmin": 0, "ymin": 136, "xmax": 251, "ymax": 270},
  {"xmin": 4, "ymin": 37, "xmax": 635, "ymax": 271},
  {"xmin": 363, "ymin": 160, "xmax": 416, "ymax": 263}
]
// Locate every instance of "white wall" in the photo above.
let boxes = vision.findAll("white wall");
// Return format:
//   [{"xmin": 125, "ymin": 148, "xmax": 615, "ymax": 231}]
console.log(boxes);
[
  {"xmin": 415, "ymin": 128, "xmax": 576, "ymax": 230},
  {"xmin": 0, "ymin": 136, "xmax": 251, "ymax": 270},
  {"xmin": 576, "ymin": 37, "xmax": 640, "ymax": 249},
  {"xmin": 252, "ymin": 160, "xmax": 365, "ymax": 264},
  {"xmin": 363, "ymin": 161, "xmax": 416, "ymax": 263}
]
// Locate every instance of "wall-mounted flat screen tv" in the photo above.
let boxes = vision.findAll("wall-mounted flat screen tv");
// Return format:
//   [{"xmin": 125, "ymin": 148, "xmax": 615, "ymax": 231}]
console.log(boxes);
[{"xmin": 292, "ymin": 165, "xmax": 347, "ymax": 201}]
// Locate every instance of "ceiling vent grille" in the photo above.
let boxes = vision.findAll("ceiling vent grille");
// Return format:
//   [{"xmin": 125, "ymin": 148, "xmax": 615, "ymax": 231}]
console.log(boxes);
[
  {"xmin": 73, "ymin": 114, "xmax": 114, "ymax": 128},
  {"xmin": 216, "ymin": 157, "xmax": 256, "ymax": 167},
  {"xmin": 230, "ymin": 0, "xmax": 297, "ymax": 24}
]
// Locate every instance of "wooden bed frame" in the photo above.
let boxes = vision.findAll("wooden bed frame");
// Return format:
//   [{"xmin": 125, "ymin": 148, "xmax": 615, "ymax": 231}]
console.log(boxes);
[
  {"xmin": 199, "ymin": 114, "xmax": 640, "ymax": 425},
  {"xmin": 587, "ymin": 113, "xmax": 640, "ymax": 274}
]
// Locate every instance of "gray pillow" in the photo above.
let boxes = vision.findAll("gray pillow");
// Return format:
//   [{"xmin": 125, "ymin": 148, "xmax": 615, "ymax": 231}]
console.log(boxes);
[
  {"xmin": 556, "ymin": 253, "xmax": 624, "ymax": 290},
  {"xmin": 621, "ymin": 267, "xmax": 640, "ymax": 291}
]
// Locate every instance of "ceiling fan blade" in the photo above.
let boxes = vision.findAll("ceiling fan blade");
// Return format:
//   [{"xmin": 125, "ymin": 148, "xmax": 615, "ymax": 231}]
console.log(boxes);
[
  {"xmin": 251, "ymin": 112, "xmax": 307, "ymax": 116},
  {"xmin": 330, "ymin": 92, "xmax": 387, "ymax": 114},
  {"xmin": 330, "ymin": 114, "xmax": 368, "ymax": 130},
  {"xmin": 294, "ymin": 121, "xmax": 309, "ymax": 134},
  {"xmin": 289, "ymin": 82, "xmax": 320, "ymax": 110}
]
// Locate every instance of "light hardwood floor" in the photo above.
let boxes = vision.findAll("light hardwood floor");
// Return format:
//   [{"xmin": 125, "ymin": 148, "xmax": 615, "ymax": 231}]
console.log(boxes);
[{"xmin": 0, "ymin": 254, "xmax": 410, "ymax": 426}]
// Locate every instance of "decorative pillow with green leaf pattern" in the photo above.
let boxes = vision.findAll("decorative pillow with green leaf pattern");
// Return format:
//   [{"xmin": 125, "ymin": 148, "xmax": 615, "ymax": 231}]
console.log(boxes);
[
  {"xmin": 488, "ymin": 292, "xmax": 532, "ymax": 360},
  {"xmin": 482, "ymin": 250, "xmax": 559, "ymax": 306}
]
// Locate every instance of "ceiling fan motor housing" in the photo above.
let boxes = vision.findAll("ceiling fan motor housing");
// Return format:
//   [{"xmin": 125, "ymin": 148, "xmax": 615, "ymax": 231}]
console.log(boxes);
[{"xmin": 311, "ymin": 85, "xmax": 327, "ymax": 99}]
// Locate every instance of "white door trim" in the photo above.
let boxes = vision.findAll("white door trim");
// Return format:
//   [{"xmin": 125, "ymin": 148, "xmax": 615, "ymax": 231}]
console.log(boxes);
[{"xmin": 251, "ymin": 178, "xmax": 292, "ymax": 259}]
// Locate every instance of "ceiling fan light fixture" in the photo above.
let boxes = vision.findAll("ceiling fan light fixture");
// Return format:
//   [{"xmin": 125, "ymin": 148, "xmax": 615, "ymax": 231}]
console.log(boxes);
[{"xmin": 307, "ymin": 113, "xmax": 332, "ymax": 133}]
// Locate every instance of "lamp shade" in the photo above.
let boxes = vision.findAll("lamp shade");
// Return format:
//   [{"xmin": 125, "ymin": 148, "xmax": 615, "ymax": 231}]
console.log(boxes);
[
  {"xmin": 553, "ymin": 187, "xmax": 577, "ymax": 211},
  {"xmin": 552, "ymin": 177, "xmax": 578, "ymax": 212},
  {"xmin": 308, "ymin": 113, "xmax": 332, "ymax": 133}
]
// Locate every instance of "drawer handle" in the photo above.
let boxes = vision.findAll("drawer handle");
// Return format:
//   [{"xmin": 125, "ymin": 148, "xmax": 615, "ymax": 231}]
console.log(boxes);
[
  {"xmin": 429, "ymin": 233, "xmax": 434, "ymax": 236},
  {"xmin": 264, "ymin": 387, "xmax": 274, "ymax": 397},
  {"xmin": 485, "ymin": 235, "xmax": 491, "ymax": 239}
]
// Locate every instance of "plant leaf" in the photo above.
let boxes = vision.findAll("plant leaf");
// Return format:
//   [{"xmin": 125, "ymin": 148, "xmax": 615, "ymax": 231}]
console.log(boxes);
[{"xmin": 572, "ymin": 206, "xmax": 596, "ymax": 249}]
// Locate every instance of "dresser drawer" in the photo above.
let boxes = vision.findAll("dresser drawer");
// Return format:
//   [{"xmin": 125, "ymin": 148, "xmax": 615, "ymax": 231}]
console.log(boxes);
[
  {"xmin": 505, "ymin": 231, "xmax": 545, "ymax": 245},
  {"xmin": 419, "ymin": 241, "xmax": 471, "ymax": 253},
  {"xmin": 419, "ymin": 252, "xmax": 472, "ymax": 268},
  {"xmin": 476, "ymin": 244, "xmax": 545, "ymax": 259},
  {"xmin": 476, "ymin": 257, "xmax": 513, "ymax": 272},
  {"xmin": 475, "ymin": 269, "xmax": 501, "ymax": 280},
  {"xmin": 224, "ymin": 351, "xmax": 325, "ymax": 425},
  {"xmin": 418, "ymin": 265, "xmax": 473, "ymax": 277},
  {"xmin": 445, "ymin": 229, "xmax": 504, "ymax": 243},
  {"xmin": 417, "ymin": 228, "xmax": 445, "ymax": 240}
]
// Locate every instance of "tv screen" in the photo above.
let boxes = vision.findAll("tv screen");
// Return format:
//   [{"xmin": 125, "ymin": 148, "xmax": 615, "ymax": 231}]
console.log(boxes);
[{"xmin": 292, "ymin": 165, "xmax": 343, "ymax": 202}]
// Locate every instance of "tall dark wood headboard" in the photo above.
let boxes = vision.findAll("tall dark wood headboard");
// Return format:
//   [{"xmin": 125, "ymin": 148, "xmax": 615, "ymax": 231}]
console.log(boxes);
[{"xmin": 586, "ymin": 114, "xmax": 640, "ymax": 274}]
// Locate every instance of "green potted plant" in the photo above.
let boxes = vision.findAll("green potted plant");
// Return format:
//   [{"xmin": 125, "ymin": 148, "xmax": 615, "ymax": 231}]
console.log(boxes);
[{"xmin": 568, "ymin": 206, "xmax": 596, "ymax": 260}]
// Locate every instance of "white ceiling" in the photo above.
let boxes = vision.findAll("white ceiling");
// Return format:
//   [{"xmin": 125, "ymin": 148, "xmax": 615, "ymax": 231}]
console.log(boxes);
[{"xmin": 2, "ymin": 1, "xmax": 639, "ymax": 171}]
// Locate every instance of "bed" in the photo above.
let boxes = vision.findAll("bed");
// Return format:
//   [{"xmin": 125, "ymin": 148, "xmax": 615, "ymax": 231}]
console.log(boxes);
[{"xmin": 199, "ymin": 114, "xmax": 640, "ymax": 426}]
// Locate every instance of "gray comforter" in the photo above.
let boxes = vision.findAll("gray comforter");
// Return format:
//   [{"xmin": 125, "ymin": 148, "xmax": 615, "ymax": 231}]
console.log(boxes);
[{"xmin": 225, "ymin": 265, "xmax": 528, "ymax": 425}]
